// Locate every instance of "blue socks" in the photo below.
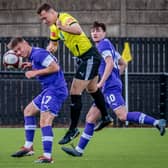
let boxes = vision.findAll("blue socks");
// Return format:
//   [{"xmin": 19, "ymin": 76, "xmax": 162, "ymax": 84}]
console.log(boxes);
[
  {"xmin": 24, "ymin": 116, "xmax": 36, "ymax": 148},
  {"xmin": 74, "ymin": 113, "xmax": 158, "ymax": 154},
  {"xmin": 41, "ymin": 126, "xmax": 53, "ymax": 159},
  {"xmin": 126, "ymin": 112, "xmax": 158, "ymax": 126},
  {"xmin": 24, "ymin": 117, "xmax": 54, "ymax": 158},
  {"xmin": 76, "ymin": 122, "xmax": 95, "ymax": 153}
]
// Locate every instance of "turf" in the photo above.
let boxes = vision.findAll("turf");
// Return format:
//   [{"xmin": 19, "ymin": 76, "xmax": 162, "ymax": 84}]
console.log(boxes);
[{"xmin": 0, "ymin": 128, "xmax": 167, "ymax": 168}]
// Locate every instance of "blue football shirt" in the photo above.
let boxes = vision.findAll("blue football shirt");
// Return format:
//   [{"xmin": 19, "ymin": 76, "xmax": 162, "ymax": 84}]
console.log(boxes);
[
  {"xmin": 97, "ymin": 38, "xmax": 122, "ymax": 91},
  {"xmin": 29, "ymin": 47, "xmax": 67, "ymax": 89}
]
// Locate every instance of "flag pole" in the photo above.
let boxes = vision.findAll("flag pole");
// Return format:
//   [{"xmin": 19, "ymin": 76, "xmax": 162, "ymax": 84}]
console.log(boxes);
[
  {"xmin": 125, "ymin": 66, "xmax": 129, "ymax": 126},
  {"xmin": 121, "ymin": 42, "xmax": 132, "ymax": 127}
]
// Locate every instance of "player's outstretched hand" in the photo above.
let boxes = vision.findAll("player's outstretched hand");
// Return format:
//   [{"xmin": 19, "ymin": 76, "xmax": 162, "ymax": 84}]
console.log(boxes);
[
  {"xmin": 22, "ymin": 62, "xmax": 32, "ymax": 70},
  {"xmin": 25, "ymin": 70, "xmax": 37, "ymax": 79}
]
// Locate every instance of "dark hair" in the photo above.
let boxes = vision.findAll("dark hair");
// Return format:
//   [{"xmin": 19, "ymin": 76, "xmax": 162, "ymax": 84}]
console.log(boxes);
[
  {"xmin": 8, "ymin": 37, "xmax": 24, "ymax": 49},
  {"xmin": 92, "ymin": 21, "xmax": 106, "ymax": 32},
  {"xmin": 37, "ymin": 3, "xmax": 55, "ymax": 14}
]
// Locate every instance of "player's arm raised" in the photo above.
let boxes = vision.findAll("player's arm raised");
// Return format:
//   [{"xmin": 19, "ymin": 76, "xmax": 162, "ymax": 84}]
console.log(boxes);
[
  {"xmin": 22, "ymin": 62, "xmax": 32, "ymax": 70},
  {"xmin": 25, "ymin": 61, "xmax": 59, "ymax": 79},
  {"xmin": 56, "ymin": 19, "xmax": 82, "ymax": 35},
  {"xmin": 25, "ymin": 57, "xmax": 59, "ymax": 79}
]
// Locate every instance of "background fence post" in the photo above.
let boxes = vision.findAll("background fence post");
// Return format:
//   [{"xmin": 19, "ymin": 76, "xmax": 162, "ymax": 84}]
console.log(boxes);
[{"xmin": 160, "ymin": 74, "xmax": 166, "ymax": 120}]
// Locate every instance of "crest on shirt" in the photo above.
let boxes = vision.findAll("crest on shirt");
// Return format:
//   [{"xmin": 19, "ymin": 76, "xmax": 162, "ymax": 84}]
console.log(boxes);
[{"xmin": 50, "ymin": 32, "xmax": 57, "ymax": 37}]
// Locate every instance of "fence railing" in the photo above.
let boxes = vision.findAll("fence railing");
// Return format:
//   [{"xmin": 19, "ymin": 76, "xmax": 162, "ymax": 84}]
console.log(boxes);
[
  {"xmin": 0, "ymin": 37, "xmax": 167, "ymax": 126},
  {"xmin": 1, "ymin": 37, "xmax": 168, "ymax": 73}
]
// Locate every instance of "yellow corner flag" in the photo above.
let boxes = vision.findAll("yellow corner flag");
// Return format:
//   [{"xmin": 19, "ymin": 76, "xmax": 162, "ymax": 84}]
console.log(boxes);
[{"xmin": 121, "ymin": 42, "xmax": 133, "ymax": 62}]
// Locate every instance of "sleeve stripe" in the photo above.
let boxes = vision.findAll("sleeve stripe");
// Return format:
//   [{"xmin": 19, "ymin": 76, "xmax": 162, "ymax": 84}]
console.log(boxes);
[
  {"xmin": 69, "ymin": 21, "xmax": 77, "ymax": 26},
  {"xmin": 102, "ymin": 50, "xmax": 112, "ymax": 59},
  {"xmin": 50, "ymin": 38, "xmax": 59, "ymax": 42},
  {"xmin": 42, "ymin": 55, "xmax": 54, "ymax": 67}
]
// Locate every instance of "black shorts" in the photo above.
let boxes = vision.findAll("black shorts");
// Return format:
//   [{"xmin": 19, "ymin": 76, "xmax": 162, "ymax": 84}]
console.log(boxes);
[{"xmin": 75, "ymin": 47, "xmax": 101, "ymax": 80}]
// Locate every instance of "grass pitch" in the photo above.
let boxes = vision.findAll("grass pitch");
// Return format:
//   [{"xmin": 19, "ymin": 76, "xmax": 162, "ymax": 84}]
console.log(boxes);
[{"xmin": 0, "ymin": 128, "xmax": 167, "ymax": 168}]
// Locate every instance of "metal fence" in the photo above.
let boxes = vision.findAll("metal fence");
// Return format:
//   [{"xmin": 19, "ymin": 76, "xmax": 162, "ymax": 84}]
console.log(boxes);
[
  {"xmin": 0, "ymin": 37, "xmax": 168, "ymax": 126},
  {"xmin": 0, "ymin": 72, "xmax": 92, "ymax": 126},
  {"xmin": 1, "ymin": 37, "xmax": 168, "ymax": 73},
  {"xmin": 0, "ymin": 72, "xmax": 167, "ymax": 126}
]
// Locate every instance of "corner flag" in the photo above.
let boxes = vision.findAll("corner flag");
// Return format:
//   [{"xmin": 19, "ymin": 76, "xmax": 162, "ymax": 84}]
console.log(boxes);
[
  {"xmin": 122, "ymin": 42, "xmax": 132, "ymax": 62},
  {"xmin": 121, "ymin": 42, "xmax": 132, "ymax": 127}
]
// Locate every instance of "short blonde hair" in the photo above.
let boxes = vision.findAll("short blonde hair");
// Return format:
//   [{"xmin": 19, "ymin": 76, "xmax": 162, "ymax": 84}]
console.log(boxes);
[{"xmin": 8, "ymin": 37, "xmax": 24, "ymax": 49}]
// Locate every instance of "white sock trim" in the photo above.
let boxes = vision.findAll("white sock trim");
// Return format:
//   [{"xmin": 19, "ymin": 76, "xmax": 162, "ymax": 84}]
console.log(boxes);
[
  {"xmin": 24, "ymin": 141, "xmax": 33, "ymax": 148},
  {"xmin": 139, "ymin": 113, "xmax": 146, "ymax": 124},
  {"xmin": 75, "ymin": 146, "xmax": 84, "ymax": 154},
  {"xmin": 43, "ymin": 153, "xmax": 51, "ymax": 159},
  {"xmin": 153, "ymin": 120, "xmax": 159, "ymax": 126},
  {"xmin": 25, "ymin": 125, "xmax": 36, "ymax": 130},
  {"xmin": 42, "ymin": 136, "xmax": 53, "ymax": 142},
  {"xmin": 81, "ymin": 132, "xmax": 92, "ymax": 140}
]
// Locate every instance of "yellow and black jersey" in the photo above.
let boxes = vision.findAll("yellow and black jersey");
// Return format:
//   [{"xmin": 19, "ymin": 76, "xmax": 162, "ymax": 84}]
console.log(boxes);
[{"xmin": 49, "ymin": 12, "xmax": 92, "ymax": 57}]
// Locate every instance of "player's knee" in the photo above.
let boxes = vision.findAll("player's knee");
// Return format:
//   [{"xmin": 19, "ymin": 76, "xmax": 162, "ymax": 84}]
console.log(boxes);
[
  {"xmin": 87, "ymin": 88, "xmax": 97, "ymax": 93},
  {"xmin": 86, "ymin": 107, "xmax": 100, "ymax": 124},
  {"xmin": 24, "ymin": 102, "xmax": 37, "ymax": 116},
  {"xmin": 115, "ymin": 109, "xmax": 127, "ymax": 121},
  {"xmin": 70, "ymin": 89, "xmax": 81, "ymax": 95},
  {"xmin": 86, "ymin": 115, "xmax": 97, "ymax": 124},
  {"xmin": 24, "ymin": 107, "xmax": 31, "ymax": 116},
  {"xmin": 40, "ymin": 113, "xmax": 54, "ymax": 128},
  {"xmin": 118, "ymin": 115, "xmax": 126, "ymax": 122},
  {"xmin": 70, "ymin": 82, "xmax": 84, "ymax": 95},
  {"xmin": 87, "ymin": 86, "xmax": 97, "ymax": 93},
  {"xmin": 39, "ymin": 120, "xmax": 44, "ymax": 128},
  {"xmin": 39, "ymin": 119, "xmax": 50, "ymax": 128},
  {"xmin": 40, "ymin": 121, "xmax": 49, "ymax": 128}
]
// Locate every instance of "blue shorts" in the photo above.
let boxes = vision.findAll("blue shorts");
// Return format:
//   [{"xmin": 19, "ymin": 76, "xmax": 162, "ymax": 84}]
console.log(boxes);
[
  {"xmin": 33, "ymin": 86, "xmax": 68, "ymax": 116},
  {"xmin": 103, "ymin": 88, "xmax": 125, "ymax": 111}
]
